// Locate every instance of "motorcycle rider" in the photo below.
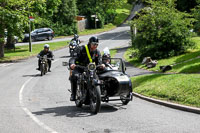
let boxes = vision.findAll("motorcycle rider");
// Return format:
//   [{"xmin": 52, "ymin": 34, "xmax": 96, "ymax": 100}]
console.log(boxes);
[
  {"xmin": 69, "ymin": 36, "xmax": 104, "ymax": 101},
  {"xmin": 102, "ymin": 47, "xmax": 111, "ymax": 64},
  {"xmin": 37, "ymin": 44, "xmax": 54, "ymax": 72},
  {"xmin": 71, "ymin": 34, "xmax": 80, "ymax": 45}
]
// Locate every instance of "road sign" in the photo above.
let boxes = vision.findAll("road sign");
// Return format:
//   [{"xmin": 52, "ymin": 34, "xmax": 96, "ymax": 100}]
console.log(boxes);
[
  {"xmin": 29, "ymin": 16, "xmax": 34, "ymax": 21},
  {"xmin": 91, "ymin": 15, "xmax": 96, "ymax": 18}
]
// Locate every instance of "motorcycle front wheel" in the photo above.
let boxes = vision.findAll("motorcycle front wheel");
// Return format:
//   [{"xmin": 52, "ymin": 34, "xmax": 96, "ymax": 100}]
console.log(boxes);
[
  {"xmin": 90, "ymin": 85, "xmax": 101, "ymax": 114},
  {"xmin": 75, "ymin": 83, "xmax": 83, "ymax": 107},
  {"xmin": 40, "ymin": 64, "xmax": 44, "ymax": 76}
]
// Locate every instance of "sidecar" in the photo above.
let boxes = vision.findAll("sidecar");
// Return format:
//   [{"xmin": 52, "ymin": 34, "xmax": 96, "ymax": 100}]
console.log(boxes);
[{"xmin": 98, "ymin": 58, "xmax": 133, "ymax": 105}]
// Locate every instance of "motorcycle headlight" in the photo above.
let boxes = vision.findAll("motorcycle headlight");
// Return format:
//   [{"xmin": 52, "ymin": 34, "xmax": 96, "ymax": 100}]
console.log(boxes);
[
  {"xmin": 88, "ymin": 63, "xmax": 96, "ymax": 71},
  {"xmin": 69, "ymin": 45, "xmax": 73, "ymax": 48}
]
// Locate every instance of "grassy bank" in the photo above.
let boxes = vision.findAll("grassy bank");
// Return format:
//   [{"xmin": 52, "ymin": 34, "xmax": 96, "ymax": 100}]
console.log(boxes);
[
  {"xmin": 124, "ymin": 37, "xmax": 200, "ymax": 73},
  {"xmin": 124, "ymin": 37, "xmax": 200, "ymax": 107},
  {"xmin": 0, "ymin": 41, "xmax": 68, "ymax": 62},
  {"xmin": 131, "ymin": 74, "xmax": 200, "ymax": 108}
]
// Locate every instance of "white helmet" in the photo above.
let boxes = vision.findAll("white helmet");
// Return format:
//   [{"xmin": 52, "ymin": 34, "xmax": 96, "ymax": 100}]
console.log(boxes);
[{"xmin": 44, "ymin": 44, "xmax": 50, "ymax": 48}]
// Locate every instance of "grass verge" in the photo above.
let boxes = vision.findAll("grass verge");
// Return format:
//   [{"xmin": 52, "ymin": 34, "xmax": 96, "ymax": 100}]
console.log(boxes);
[
  {"xmin": 79, "ymin": 23, "xmax": 116, "ymax": 36},
  {"xmin": 114, "ymin": 2, "xmax": 133, "ymax": 26},
  {"xmin": 0, "ymin": 41, "xmax": 68, "ymax": 62},
  {"xmin": 131, "ymin": 74, "xmax": 200, "ymax": 108}
]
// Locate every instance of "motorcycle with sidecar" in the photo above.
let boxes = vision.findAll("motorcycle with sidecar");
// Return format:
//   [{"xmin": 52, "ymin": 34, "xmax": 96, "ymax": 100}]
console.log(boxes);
[{"xmin": 63, "ymin": 58, "xmax": 132, "ymax": 114}]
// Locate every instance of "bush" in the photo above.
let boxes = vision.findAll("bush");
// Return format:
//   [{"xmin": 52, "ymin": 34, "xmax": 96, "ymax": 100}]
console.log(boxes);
[{"xmin": 130, "ymin": 0, "xmax": 195, "ymax": 60}]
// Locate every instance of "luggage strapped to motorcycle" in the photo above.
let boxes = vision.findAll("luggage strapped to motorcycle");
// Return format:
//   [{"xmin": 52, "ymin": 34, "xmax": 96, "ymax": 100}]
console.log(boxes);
[{"xmin": 85, "ymin": 45, "xmax": 93, "ymax": 63}]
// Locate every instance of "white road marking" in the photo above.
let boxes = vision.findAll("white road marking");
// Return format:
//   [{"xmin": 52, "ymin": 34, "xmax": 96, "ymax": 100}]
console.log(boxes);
[
  {"xmin": 19, "ymin": 60, "xmax": 60, "ymax": 133},
  {"xmin": 19, "ymin": 77, "xmax": 58, "ymax": 133}
]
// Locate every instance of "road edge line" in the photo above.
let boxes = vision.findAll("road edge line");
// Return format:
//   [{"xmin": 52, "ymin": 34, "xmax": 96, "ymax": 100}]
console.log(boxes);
[{"xmin": 19, "ymin": 77, "xmax": 58, "ymax": 133}]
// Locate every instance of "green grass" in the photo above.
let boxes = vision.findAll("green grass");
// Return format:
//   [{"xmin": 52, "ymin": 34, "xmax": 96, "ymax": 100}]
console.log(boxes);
[
  {"xmin": 79, "ymin": 23, "xmax": 116, "ymax": 36},
  {"xmin": 79, "ymin": 2, "xmax": 132, "ymax": 35},
  {"xmin": 131, "ymin": 74, "xmax": 200, "ymax": 108},
  {"xmin": 124, "ymin": 37, "xmax": 200, "ymax": 107},
  {"xmin": 110, "ymin": 49, "xmax": 117, "ymax": 57},
  {"xmin": 0, "ymin": 41, "xmax": 68, "ymax": 62},
  {"xmin": 114, "ymin": 2, "xmax": 132, "ymax": 26},
  {"xmin": 124, "ymin": 37, "xmax": 200, "ymax": 73}
]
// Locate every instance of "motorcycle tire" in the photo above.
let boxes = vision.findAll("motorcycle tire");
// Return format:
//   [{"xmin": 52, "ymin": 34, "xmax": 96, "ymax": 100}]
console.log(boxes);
[
  {"xmin": 75, "ymin": 83, "xmax": 83, "ymax": 107},
  {"xmin": 44, "ymin": 64, "xmax": 48, "ymax": 75},
  {"xmin": 90, "ymin": 85, "xmax": 101, "ymax": 114},
  {"xmin": 120, "ymin": 92, "xmax": 132, "ymax": 105},
  {"xmin": 40, "ymin": 64, "xmax": 44, "ymax": 76}
]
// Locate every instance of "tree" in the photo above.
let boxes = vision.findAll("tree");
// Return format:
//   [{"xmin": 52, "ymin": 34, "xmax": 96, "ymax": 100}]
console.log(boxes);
[
  {"xmin": 0, "ymin": 0, "xmax": 29, "ymax": 57},
  {"xmin": 77, "ymin": 0, "xmax": 126, "ymax": 28},
  {"xmin": 130, "ymin": 0, "xmax": 195, "ymax": 59}
]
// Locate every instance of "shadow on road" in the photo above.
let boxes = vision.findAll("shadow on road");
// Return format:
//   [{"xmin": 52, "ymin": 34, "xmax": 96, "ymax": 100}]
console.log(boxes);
[
  {"xmin": 22, "ymin": 74, "xmax": 41, "ymax": 77},
  {"xmin": 32, "ymin": 104, "xmax": 123, "ymax": 118},
  {"xmin": 60, "ymin": 56, "xmax": 71, "ymax": 58}
]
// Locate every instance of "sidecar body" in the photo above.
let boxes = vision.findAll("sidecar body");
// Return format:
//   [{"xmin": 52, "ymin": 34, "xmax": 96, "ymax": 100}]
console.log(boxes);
[{"xmin": 98, "ymin": 58, "xmax": 132, "ymax": 104}]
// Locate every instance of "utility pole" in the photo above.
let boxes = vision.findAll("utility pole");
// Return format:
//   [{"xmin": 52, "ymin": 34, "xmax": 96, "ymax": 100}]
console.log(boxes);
[{"xmin": 28, "ymin": 16, "xmax": 34, "ymax": 52}]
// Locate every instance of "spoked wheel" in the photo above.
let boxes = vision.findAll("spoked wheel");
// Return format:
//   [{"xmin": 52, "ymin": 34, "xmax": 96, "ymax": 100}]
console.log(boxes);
[
  {"xmin": 75, "ymin": 84, "xmax": 83, "ymax": 107},
  {"xmin": 44, "ymin": 63, "xmax": 48, "ymax": 75},
  {"xmin": 40, "ymin": 64, "xmax": 44, "ymax": 76},
  {"xmin": 120, "ymin": 92, "xmax": 133, "ymax": 105},
  {"xmin": 90, "ymin": 86, "xmax": 101, "ymax": 114}
]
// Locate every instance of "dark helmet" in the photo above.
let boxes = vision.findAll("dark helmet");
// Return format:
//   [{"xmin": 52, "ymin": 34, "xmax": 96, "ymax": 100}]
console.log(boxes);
[
  {"xmin": 89, "ymin": 36, "xmax": 99, "ymax": 44},
  {"xmin": 74, "ymin": 34, "xmax": 79, "ymax": 39}
]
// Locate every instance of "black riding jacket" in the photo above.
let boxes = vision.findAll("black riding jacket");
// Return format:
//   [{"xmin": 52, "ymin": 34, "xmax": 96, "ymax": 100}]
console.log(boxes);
[
  {"xmin": 38, "ymin": 50, "xmax": 53, "ymax": 58},
  {"xmin": 71, "ymin": 44, "xmax": 102, "ymax": 66}
]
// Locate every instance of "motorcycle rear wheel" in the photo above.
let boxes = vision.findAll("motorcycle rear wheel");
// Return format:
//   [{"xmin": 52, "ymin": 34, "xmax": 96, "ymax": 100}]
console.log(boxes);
[{"xmin": 90, "ymin": 86, "xmax": 101, "ymax": 114}]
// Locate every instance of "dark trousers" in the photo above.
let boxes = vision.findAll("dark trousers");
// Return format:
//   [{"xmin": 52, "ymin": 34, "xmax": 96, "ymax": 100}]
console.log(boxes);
[
  {"xmin": 38, "ymin": 59, "xmax": 51, "ymax": 69},
  {"xmin": 70, "ymin": 68, "xmax": 84, "ymax": 96}
]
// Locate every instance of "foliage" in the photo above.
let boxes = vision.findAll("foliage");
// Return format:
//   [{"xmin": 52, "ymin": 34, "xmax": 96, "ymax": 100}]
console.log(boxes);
[
  {"xmin": 130, "ymin": 0, "xmax": 195, "ymax": 60},
  {"xmin": 77, "ymin": 0, "xmax": 128, "ymax": 28},
  {"xmin": 0, "ymin": 0, "xmax": 33, "ymax": 57},
  {"xmin": 192, "ymin": 6, "xmax": 200, "ymax": 36},
  {"xmin": 33, "ymin": 0, "xmax": 77, "ymax": 36}
]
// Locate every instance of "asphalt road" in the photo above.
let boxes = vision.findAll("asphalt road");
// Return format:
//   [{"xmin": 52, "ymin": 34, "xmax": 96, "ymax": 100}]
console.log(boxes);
[{"xmin": 1, "ymin": 23, "xmax": 200, "ymax": 133}]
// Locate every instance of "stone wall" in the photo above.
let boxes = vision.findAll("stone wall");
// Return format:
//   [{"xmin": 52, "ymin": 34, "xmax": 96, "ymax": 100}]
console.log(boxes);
[{"xmin": 77, "ymin": 19, "xmax": 89, "ymax": 32}]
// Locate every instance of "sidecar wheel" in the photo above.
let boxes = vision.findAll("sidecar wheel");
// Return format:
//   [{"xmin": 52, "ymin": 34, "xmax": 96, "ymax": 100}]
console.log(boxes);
[
  {"xmin": 90, "ymin": 86, "xmax": 101, "ymax": 114},
  {"xmin": 75, "ymin": 84, "xmax": 82, "ymax": 107},
  {"xmin": 121, "ymin": 93, "xmax": 132, "ymax": 105}
]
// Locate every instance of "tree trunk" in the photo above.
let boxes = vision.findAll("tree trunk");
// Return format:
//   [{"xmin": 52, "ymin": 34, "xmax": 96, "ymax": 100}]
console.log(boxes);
[
  {"xmin": 6, "ymin": 29, "xmax": 15, "ymax": 49},
  {"xmin": 0, "ymin": 25, "xmax": 5, "ymax": 58}
]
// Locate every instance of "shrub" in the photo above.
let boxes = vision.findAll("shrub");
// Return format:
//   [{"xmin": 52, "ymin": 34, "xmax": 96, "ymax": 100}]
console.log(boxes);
[{"xmin": 130, "ymin": 0, "xmax": 195, "ymax": 60}]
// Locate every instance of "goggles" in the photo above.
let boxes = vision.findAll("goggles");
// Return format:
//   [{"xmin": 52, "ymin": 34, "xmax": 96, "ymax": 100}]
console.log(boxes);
[{"xmin": 91, "ymin": 42, "xmax": 99, "ymax": 46}]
